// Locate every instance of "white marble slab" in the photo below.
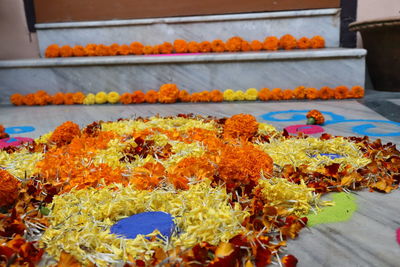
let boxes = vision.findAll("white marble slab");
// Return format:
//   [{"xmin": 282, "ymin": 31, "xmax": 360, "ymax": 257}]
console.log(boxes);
[
  {"xmin": 0, "ymin": 49, "xmax": 366, "ymax": 104},
  {"xmin": 35, "ymin": 8, "xmax": 340, "ymax": 57}
]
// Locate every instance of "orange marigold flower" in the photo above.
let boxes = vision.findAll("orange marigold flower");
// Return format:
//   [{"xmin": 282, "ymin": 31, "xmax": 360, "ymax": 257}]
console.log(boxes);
[
  {"xmin": 159, "ymin": 42, "xmax": 173, "ymax": 54},
  {"xmin": 199, "ymin": 41, "xmax": 212, "ymax": 53},
  {"xmin": 45, "ymin": 44, "xmax": 61, "ymax": 58},
  {"xmin": 293, "ymin": 86, "xmax": 306, "ymax": 99},
  {"xmin": 297, "ymin": 37, "xmax": 311, "ymax": 49},
  {"xmin": 50, "ymin": 121, "xmax": 80, "ymax": 146},
  {"xmin": 152, "ymin": 45, "xmax": 161, "ymax": 54},
  {"xmin": 305, "ymin": 87, "xmax": 319, "ymax": 100},
  {"xmin": 178, "ymin": 90, "xmax": 191, "ymax": 102},
  {"xmin": 60, "ymin": 45, "xmax": 73, "ymax": 57},
  {"xmin": 307, "ymin": 109, "xmax": 325, "ymax": 125},
  {"xmin": 280, "ymin": 34, "xmax": 297, "ymax": 50},
  {"xmin": 145, "ymin": 90, "xmax": 159, "ymax": 103},
  {"xmin": 158, "ymin": 84, "xmax": 180, "ymax": 103},
  {"xmin": 64, "ymin": 93, "xmax": 75, "ymax": 105},
  {"xmin": 191, "ymin": 92, "xmax": 202, "ymax": 102},
  {"xmin": 319, "ymin": 86, "xmax": 334, "ymax": 100},
  {"xmin": 109, "ymin": 43, "xmax": 120, "ymax": 56},
  {"xmin": 143, "ymin": 45, "xmax": 154, "ymax": 55},
  {"xmin": 223, "ymin": 114, "xmax": 258, "ymax": 140},
  {"xmin": 226, "ymin": 36, "xmax": 243, "ymax": 52},
  {"xmin": 95, "ymin": 44, "xmax": 111, "ymax": 56},
  {"xmin": 270, "ymin": 88, "xmax": 283, "ymax": 100},
  {"xmin": 241, "ymin": 40, "xmax": 251, "ymax": 52},
  {"xmin": 23, "ymin": 93, "xmax": 36, "ymax": 106},
  {"xmin": 173, "ymin": 39, "xmax": 188, "ymax": 53},
  {"xmin": 218, "ymin": 142, "xmax": 273, "ymax": 188},
  {"xmin": 310, "ymin": 35, "xmax": 325, "ymax": 49},
  {"xmin": 51, "ymin": 92, "xmax": 65, "ymax": 105},
  {"xmin": 350, "ymin": 86, "xmax": 365, "ymax": 98},
  {"xmin": 85, "ymin": 44, "xmax": 98, "ymax": 56},
  {"xmin": 210, "ymin": 90, "xmax": 224, "ymax": 102},
  {"xmin": 211, "ymin": 40, "xmax": 226, "ymax": 52},
  {"xmin": 263, "ymin": 36, "xmax": 280, "ymax": 51},
  {"xmin": 282, "ymin": 89, "xmax": 294, "ymax": 100},
  {"xmin": 188, "ymin": 41, "xmax": 200, "ymax": 53},
  {"xmin": 199, "ymin": 91, "xmax": 211, "ymax": 102},
  {"xmin": 72, "ymin": 45, "xmax": 87, "ymax": 57},
  {"xmin": 117, "ymin": 44, "xmax": 131, "ymax": 55},
  {"xmin": 131, "ymin": 162, "xmax": 166, "ymax": 190},
  {"xmin": 0, "ymin": 124, "xmax": 4, "ymax": 133},
  {"xmin": 130, "ymin": 41, "xmax": 144, "ymax": 55},
  {"xmin": 168, "ymin": 156, "xmax": 216, "ymax": 190},
  {"xmin": 120, "ymin": 92, "xmax": 133, "ymax": 104},
  {"xmin": 132, "ymin": 90, "xmax": 146, "ymax": 103},
  {"xmin": 72, "ymin": 92, "xmax": 85, "ymax": 104},
  {"xmin": 0, "ymin": 169, "xmax": 20, "ymax": 207},
  {"xmin": 334, "ymin": 85, "xmax": 349, "ymax": 99},
  {"xmin": 250, "ymin": 40, "xmax": 263, "ymax": 51},
  {"xmin": 258, "ymin": 88, "xmax": 271, "ymax": 101},
  {"xmin": 34, "ymin": 90, "xmax": 51, "ymax": 106},
  {"xmin": 10, "ymin": 93, "xmax": 24, "ymax": 106}
]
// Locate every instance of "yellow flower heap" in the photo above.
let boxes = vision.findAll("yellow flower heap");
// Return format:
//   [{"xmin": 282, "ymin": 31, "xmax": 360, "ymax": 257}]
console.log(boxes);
[{"xmin": 41, "ymin": 181, "xmax": 248, "ymax": 266}]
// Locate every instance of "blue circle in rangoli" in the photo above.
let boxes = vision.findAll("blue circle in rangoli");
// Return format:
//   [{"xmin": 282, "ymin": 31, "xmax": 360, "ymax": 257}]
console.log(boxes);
[
  {"xmin": 110, "ymin": 211, "xmax": 176, "ymax": 240},
  {"xmin": 311, "ymin": 153, "xmax": 344, "ymax": 160},
  {"xmin": 5, "ymin": 126, "xmax": 35, "ymax": 134}
]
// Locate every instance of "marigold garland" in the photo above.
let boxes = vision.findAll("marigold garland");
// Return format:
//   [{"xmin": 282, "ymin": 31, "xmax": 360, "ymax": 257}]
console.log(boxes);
[
  {"xmin": 44, "ymin": 35, "xmax": 326, "ymax": 58},
  {"xmin": 9, "ymin": 85, "xmax": 364, "ymax": 106}
]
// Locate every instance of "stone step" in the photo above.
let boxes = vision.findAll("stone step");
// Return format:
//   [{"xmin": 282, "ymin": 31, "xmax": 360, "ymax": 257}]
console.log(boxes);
[
  {"xmin": 36, "ymin": 8, "xmax": 341, "ymax": 57},
  {"xmin": 0, "ymin": 48, "xmax": 365, "ymax": 104}
]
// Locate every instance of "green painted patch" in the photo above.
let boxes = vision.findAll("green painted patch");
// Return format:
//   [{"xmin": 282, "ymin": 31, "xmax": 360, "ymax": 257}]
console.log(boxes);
[{"xmin": 307, "ymin": 192, "xmax": 357, "ymax": 227}]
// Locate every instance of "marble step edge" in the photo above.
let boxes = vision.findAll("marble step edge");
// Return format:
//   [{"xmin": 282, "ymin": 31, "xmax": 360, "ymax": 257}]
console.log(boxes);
[
  {"xmin": 0, "ymin": 48, "xmax": 366, "ymax": 69},
  {"xmin": 36, "ymin": 8, "xmax": 340, "ymax": 29}
]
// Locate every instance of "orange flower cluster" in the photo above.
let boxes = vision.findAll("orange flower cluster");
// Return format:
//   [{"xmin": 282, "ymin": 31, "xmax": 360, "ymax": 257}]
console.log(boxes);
[
  {"xmin": 0, "ymin": 169, "xmax": 20, "ymax": 207},
  {"xmin": 49, "ymin": 121, "xmax": 81, "ymax": 146},
  {"xmin": 258, "ymin": 85, "xmax": 364, "ymax": 101},
  {"xmin": 44, "ymin": 35, "xmax": 325, "ymax": 58},
  {"xmin": 0, "ymin": 124, "xmax": 8, "ymax": 139},
  {"xmin": 10, "ymin": 91, "xmax": 86, "ymax": 106},
  {"xmin": 223, "ymin": 114, "xmax": 259, "ymax": 140},
  {"xmin": 306, "ymin": 110, "xmax": 325, "ymax": 125}
]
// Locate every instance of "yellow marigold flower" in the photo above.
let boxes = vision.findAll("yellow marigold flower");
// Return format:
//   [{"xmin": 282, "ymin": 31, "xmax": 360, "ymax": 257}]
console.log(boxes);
[
  {"xmin": 223, "ymin": 89, "xmax": 235, "ymax": 101},
  {"xmin": 83, "ymin": 93, "xmax": 96, "ymax": 105},
  {"xmin": 107, "ymin": 91, "xmax": 120, "ymax": 104},
  {"xmin": 244, "ymin": 88, "xmax": 258, "ymax": 101},
  {"xmin": 95, "ymin": 91, "xmax": 108, "ymax": 104},
  {"xmin": 233, "ymin": 90, "xmax": 245, "ymax": 101}
]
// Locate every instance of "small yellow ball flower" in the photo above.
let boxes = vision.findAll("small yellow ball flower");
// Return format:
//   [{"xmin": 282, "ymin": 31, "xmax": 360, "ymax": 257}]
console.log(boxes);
[
  {"xmin": 83, "ymin": 93, "xmax": 96, "ymax": 105},
  {"xmin": 223, "ymin": 89, "xmax": 235, "ymax": 101},
  {"xmin": 107, "ymin": 91, "xmax": 120, "ymax": 104},
  {"xmin": 244, "ymin": 88, "xmax": 258, "ymax": 101},
  {"xmin": 233, "ymin": 90, "xmax": 245, "ymax": 101},
  {"xmin": 95, "ymin": 92, "xmax": 108, "ymax": 104}
]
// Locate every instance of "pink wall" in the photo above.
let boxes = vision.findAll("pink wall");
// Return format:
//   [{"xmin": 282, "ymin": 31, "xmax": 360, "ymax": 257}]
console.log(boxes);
[{"xmin": 0, "ymin": 0, "xmax": 39, "ymax": 59}]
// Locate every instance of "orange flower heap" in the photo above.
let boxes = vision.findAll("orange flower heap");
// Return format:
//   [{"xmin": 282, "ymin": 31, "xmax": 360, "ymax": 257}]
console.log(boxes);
[
  {"xmin": 211, "ymin": 40, "xmax": 226, "ymax": 52},
  {"xmin": 49, "ymin": 121, "xmax": 81, "ymax": 146},
  {"xmin": 0, "ymin": 169, "xmax": 20, "ymax": 207},
  {"xmin": 263, "ymin": 36, "xmax": 280, "ymax": 51},
  {"xmin": 0, "ymin": 124, "xmax": 8, "ymax": 139},
  {"xmin": 218, "ymin": 142, "xmax": 273, "ymax": 189},
  {"xmin": 173, "ymin": 39, "xmax": 188, "ymax": 53},
  {"xmin": 226, "ymin": 36, "xmax": 243, "ymax": 52},
  {"xmin": 310, "ymin": 35, "xmax": 325, "ymax": 49},
  {"xmin": 158, "ymin": 83, "xmax": 180, "ymax": 103},
  {"xmin": 280, "ymin": 34, "xmax": 297, "ymax": 50},
  {"xmin": 306, "ymin": 109, "xmax": 325, "ymax": 125},
  {"xmin": 223, "ymin": 114, "xmax": 258, "ymax": 141},
  {"xmin": 45, "ymin": 44, "xmax": 60, "ymax": 58}
]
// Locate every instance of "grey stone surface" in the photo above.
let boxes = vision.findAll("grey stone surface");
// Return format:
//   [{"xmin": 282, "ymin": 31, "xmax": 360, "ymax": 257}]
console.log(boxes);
[
  {"xmin": 0, "ymin": 49, "xmax": 366, "ymax": 104},
  {"xmin": 36, "ymin": 8, "xmax": 340, "ymax": 56}
]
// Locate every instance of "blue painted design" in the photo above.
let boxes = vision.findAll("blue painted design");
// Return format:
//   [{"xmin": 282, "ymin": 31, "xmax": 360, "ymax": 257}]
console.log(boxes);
[
  {"xmin": 5, "ymin": 126, "xmax": 35, "ymax": 135},
  {"xmin": 260, "ymin": 110, "xmax": 400, "ymax": 137},
  {"xmin": 110, "ymin": 211, "xmax": 176, "ymax": 240},
  {"xmin": 5, "ymin": 138, "xmax": 18, "ymax": 143},
  {"xmin": 311, "ymin": 153, "xmax": 344, "ymax": 159}
]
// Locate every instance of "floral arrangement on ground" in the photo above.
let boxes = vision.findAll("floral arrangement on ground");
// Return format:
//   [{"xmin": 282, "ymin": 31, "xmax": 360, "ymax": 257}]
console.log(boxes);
[
  {"xmin": 45, "ymin": 35, "xmax": 325, "ymax": 58},
  {"xmin": 10, "ymin": 84, "xmax": 364, "ymax": 106},
  {"xmin": 0, "ymin": 114, "xmax": 399, "ymax": 266}
]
